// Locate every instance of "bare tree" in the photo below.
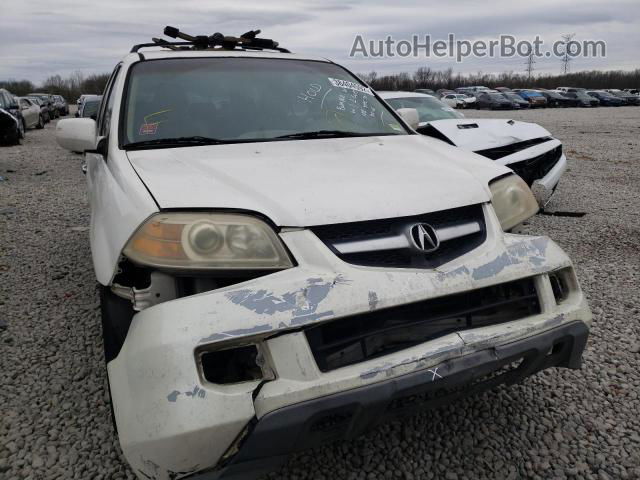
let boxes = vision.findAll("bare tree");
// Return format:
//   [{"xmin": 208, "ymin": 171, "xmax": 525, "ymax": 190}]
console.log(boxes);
[{"xmin": 413, "ymin": 67, "xmax": 433, "ymax": 88}]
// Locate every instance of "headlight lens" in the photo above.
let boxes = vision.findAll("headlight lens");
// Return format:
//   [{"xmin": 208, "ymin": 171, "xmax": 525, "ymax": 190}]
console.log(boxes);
[
  {"xmin": 489, "ymin": 174, "xmax": 539, "ymax": 230},
  {"xmin": 123, "ymin": 213, "xmax": 293, "ymax": 270}
]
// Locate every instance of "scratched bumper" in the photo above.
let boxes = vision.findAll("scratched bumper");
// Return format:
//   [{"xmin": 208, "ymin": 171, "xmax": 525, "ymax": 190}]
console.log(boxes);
[
  {"xmin": 197, "ymin": 321, "xmax": 589, "ymax": 480},
  {"xmin": 107, "ymin": 205, "xmax": 591, "ymax": 480}
]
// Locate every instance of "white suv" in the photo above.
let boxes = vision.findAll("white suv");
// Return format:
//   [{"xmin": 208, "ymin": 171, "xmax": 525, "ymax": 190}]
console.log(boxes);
[{"xmin": 56, "ymin": 30, "xmax": 591, "ymax": 480}]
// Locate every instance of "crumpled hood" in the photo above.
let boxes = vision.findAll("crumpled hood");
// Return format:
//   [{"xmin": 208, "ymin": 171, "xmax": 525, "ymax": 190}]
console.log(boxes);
[
  {"xmin": 426, "ymin": 119, "xmax": 551, "ymax": 152},
  {"xmin": 127, "ymin": 135, "xmax": 510, "ymax": 227}
]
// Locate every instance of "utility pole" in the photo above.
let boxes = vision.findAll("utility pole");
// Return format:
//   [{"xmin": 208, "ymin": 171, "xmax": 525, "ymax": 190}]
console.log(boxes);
[
  {"xmin": 525, "ymin": 52, "xmax": 536, "ymax": 80},
  {"xmin": 560, "ymin": 33, "xmax": 576, "ymax": 74}
]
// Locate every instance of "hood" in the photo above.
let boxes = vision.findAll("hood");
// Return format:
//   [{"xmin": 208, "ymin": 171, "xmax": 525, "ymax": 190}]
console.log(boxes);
[
  {"xmin": 127, "ymin": 135, "xmax": 509, "ymax": 227},
  {"xmin": 425, "ymin": 119, "xmax": 551, "ymax": 152}
]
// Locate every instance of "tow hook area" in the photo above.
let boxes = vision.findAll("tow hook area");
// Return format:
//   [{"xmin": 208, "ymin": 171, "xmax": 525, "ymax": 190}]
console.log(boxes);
[{"xmin": 112, "ymin": 271, "xmax": 177, "ymax": 311}]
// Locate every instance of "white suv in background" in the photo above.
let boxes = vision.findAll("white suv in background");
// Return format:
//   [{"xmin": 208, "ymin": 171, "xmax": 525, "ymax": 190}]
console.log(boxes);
[
  {"xmin": 379, "ymin": 91, "xmax": 568, "ymax": 206},
  {"xmin": 56, "ymin": 30, "xmax": 591, "ymax": 480}
]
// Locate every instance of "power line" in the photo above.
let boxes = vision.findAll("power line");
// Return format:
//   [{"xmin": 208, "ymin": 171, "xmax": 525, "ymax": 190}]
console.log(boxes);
[
  {"xmin": 561, "ymin": 33, "xmax": 576, "ymax": 74},
  {"xmin": 525, "ymin": 52, "xmax": 536, "ymax": 80}
]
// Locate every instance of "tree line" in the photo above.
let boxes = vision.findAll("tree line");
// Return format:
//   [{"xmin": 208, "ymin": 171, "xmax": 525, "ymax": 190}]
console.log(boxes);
[
  {"xmin": 2, "ymin": 67, "xmax": 638, "ymax": 102},
  {"xmin": 0, "ymin": 72, "xmax": 110, "ymax": 102},
  {"xmin": 359, "ymin": 67, "xmax": 640, "ymax": 91}
]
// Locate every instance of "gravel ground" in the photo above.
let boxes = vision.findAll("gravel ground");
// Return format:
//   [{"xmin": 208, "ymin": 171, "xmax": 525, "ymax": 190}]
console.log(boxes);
[{"xmin": 1, "ymin": 107, "xmax": 639, "ymax": 480}]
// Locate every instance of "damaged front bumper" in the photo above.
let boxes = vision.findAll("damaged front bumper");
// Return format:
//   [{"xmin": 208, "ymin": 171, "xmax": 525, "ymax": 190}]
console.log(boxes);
[
  {"xmin": 107, "ymin": 205, "xmax": 591, "ymax": 480},
  {"xmin": 200, "ymin": 321, "xmax": 588, "ymax": 480}
]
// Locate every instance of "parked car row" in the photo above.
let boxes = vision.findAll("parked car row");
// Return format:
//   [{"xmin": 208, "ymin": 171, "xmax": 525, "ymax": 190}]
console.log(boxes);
[
  {"xmin": 75, "ymin": 95, "xmax": 102, "ymax": 119},
  {"xmin": 429, "ymin": 85, "xmax": 640, "ymax": 109},
  {"xmin": 0, "ymin": 88, "xmax": 71, "ymax": 145}
]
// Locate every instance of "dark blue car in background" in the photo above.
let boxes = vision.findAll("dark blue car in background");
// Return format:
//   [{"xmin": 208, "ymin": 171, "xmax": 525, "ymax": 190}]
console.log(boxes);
[{"xmin": 586, "ymin": 91, "xmax": 625, "ymax": 106}]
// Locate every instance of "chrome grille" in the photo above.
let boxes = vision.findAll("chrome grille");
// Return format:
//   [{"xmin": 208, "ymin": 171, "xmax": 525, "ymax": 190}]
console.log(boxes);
[{"xmin": 310, "ymin": 204, "xmax": 486, "ymax": 269}]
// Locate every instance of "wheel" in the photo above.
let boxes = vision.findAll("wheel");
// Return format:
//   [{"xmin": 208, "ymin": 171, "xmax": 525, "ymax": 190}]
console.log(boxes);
[
  {"xmin": 36, "ymin": 115, "xmax": 44, "ymax": 129},
  {"xmin": 19, "ymin": 119, "xmax": 26, "ymax": 139},
  {"xmin": 100, "ymin": 285, "xmax": 134, "ymax": 365},
  {"xmin": 100, "ymin": 285, "xmax": 135, "ymax": 433},
  {"xmin": 10, "ymin": 125, "xmax": 22, "ymax": 145}
]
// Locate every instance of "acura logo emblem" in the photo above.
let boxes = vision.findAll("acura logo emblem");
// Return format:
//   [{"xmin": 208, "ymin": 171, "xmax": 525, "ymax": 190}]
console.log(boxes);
[{"xmin": 410, "ymin": 223, "xmax": 440, "ymax": 252}]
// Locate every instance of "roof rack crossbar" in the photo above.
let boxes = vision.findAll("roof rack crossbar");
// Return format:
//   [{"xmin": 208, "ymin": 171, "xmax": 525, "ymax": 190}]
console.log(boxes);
[{"xmin": 131, "ymin": 27, "xmax": 291, "ymax": 54}]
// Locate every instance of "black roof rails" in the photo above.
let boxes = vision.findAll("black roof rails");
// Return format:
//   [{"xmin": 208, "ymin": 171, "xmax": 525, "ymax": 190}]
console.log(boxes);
[{"xmin": 131, "ymin": 26, "xmax": 291, "ymax": 53}]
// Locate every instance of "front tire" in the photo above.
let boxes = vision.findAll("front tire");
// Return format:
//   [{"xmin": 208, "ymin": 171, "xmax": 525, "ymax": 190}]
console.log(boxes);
[
  {"xmin": 99, "ymin": 285, "xmax": 134, "ymax": 364},
  {"xmin": 100, "ymin": 285, "xmax": 135, "ymax": 433},
  {"xmin": 19, "ymin": 119, "xmax": 26, "ymax": 139},
  {"xmin": 36, "ymin": 115, "xmax": 44, "ymax": 129},
  {"xmin": 10, "ymin": 127, "xmax": 22, "ymax": 145}
]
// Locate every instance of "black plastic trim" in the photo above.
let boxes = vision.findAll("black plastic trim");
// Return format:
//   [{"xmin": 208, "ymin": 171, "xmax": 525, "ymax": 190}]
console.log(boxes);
[{"xmin": 191, "ymin": 321, "xmax": 589, "ymax": 479}]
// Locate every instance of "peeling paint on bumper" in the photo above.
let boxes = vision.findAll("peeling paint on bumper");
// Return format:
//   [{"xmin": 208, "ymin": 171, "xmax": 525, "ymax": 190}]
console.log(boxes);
[{"xmin": 107, "ymin": 205, "xmax": 591, "ymax": 479}]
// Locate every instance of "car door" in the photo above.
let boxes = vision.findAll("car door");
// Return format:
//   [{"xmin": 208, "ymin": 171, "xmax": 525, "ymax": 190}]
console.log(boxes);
[
  {"xmin": 479, "ymin": 93, "xmax": 491, "ymax": 108},
  {"xmin": 20, "ymin": 99, "xmax": 38, "ymax": 127},
  {"xmin": 446, "ymin": 95, "xmax": 460, "ymax": 108}
]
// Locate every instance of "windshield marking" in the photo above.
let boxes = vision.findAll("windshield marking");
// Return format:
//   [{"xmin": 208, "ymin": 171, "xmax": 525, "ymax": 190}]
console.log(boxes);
[
  {"xmin": 327, "ymin": 77, "xmax": 373, "ymax": 96},
  {"xmin": 320, "ymin": 88, "xmax": 333, "ymax": 109}
]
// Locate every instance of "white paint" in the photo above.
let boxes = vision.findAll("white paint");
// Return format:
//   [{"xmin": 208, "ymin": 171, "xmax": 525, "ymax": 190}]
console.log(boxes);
[{"xmin": 126, "ymin": 134, "xmax": 508, "ymax": 227}]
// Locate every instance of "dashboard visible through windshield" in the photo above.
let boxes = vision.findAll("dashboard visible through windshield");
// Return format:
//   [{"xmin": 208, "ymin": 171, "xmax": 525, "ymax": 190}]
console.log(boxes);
[{"xmin": 121, "ymin": 57, "xmax": 407, "ymax": 148}]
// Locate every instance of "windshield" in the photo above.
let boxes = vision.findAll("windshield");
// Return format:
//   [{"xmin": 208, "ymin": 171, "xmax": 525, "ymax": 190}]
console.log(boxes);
[
  {"xmin": 504, "ymin": 93, "xmax": 522, "ymax": 100},
  {"xmin": 385, "ymin": 96, "xmax": 463, "ymax": 122},
  {"xmin": 122, "ymin": 57, "xmax": 406, "ymax": 146},
  {"xmin": 82, "ymin": 101, "xmax": 101, "ymax": 118}
]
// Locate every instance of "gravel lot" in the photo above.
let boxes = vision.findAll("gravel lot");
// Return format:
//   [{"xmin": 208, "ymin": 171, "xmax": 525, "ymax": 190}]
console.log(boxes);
[{"xmin": 1, "ymin": 106, "xmax": 639, "ymax": 480}]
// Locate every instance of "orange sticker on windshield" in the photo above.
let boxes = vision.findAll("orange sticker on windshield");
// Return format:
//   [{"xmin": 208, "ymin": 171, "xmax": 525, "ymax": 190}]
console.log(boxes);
[{"xmin": 139, "ymin": 122, "xmax": 159, "ymax": 135}]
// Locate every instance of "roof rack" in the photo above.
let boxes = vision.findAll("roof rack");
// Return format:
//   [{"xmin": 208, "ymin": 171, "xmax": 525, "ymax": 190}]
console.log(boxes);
[{"xmin": 131, "ymin": 26, "xmax": 291, "ymax": 53}]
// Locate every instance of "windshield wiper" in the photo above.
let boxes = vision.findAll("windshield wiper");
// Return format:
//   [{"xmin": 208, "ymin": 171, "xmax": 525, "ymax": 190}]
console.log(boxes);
[
  {"xmin": 275, "ymin": 130, "xmax": 378, "ymax": 140},
  {"xmin": 124, "ymin": 136, "xmax": 228, "ymax": 150}
]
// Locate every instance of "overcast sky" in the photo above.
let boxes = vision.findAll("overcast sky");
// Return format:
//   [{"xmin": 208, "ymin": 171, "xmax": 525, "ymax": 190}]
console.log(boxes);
[{"xmin": 1, "ymin": 0, "xmax": 638, "ymax": 83}]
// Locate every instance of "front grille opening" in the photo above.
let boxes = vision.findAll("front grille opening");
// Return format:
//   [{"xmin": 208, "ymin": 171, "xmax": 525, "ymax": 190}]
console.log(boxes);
[
  {"xmin": 200, "ymin": 345, "xmax": 263, "ymax": 384},
  {"xmin": 474, "ymin": 136, "xmax": 553, "ymax": 160},
  {"xmin": 508, "ymin": 145, "xmax": 563, "ymax": 186},
  {"xmin": 311, "ymin": 204, "xmax": 486, "ymax": 269},
  {"xmin": 306, "ymin": 277, "xmax": 540, "ymax": 372}
]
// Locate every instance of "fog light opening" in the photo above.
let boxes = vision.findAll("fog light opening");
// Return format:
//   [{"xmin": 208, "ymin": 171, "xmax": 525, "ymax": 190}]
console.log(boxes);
[
  {"xmin": 549, "ymin": 270, "xmax": 571, "ymax": 304},
  {"xmin": 201, "ymin": 345, "xmax": 263, "ymax": 384}
]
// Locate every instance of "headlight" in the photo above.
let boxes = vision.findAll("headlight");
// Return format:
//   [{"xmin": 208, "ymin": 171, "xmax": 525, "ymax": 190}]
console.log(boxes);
[
  {"xmin": 123, "ymin": 213, "xmax": 294, "ymax": 270},
  {"xmin": 489, "ymin": 174, "xmax": 539, "ymax": 230}
]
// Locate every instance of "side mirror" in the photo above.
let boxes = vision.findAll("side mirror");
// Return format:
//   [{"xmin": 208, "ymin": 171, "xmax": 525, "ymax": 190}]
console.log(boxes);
[
  {"xmin": 396, "ymin": 108, "xmax": 420, "ymax": 130},
  {"xmin": 56, "ymin": 118, "xmax": 97, "ymax": 152}
]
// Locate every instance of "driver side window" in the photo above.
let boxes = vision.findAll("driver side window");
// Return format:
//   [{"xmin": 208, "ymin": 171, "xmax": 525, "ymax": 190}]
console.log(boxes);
[{"xmin": 97, "ymin": 65, "xmax": 122, "ymax": 137}]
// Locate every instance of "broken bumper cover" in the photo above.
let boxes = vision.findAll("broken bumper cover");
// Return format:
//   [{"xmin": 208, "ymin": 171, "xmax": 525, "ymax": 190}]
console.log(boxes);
[
  {"xmin": 498, "ymin": 138, "xmax": 567, "ymax": 206},
  {"xmin": 107, "ymin": 206, "xmax": 591, "ymax": 480},
  {"xmin": 200, "ymin": 320, "xmax": 589, "ymax": 480},
  {"xmin": 532, "ymin": 153, "xmax": 568, "ymax": 206}
]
